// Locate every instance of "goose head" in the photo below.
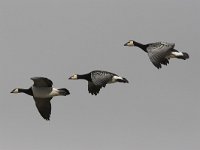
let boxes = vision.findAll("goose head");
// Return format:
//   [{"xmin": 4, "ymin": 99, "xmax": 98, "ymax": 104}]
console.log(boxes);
[
  {"xmin": 69, "ymin": 74, "xmax": 78, "ymax": 80},
  {"xmin": 10, "ymin": 88, "xmax": 20, "ymax": 93},
  {"xmin": 124, "ymin": 40, "xmax": 135, "ymax": 47}
]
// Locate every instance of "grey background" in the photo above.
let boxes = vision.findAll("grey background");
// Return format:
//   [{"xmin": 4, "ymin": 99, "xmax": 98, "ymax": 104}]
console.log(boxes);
[{"xmin": 0, "ymin": 0, "xmax": 200, "ymax": 150}]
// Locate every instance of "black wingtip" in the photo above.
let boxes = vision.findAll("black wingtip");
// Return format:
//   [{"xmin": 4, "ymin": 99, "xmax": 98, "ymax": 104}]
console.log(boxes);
[
  {"xmin": 156, "ymin": 66, "xmax": 161, "ymax": 69},
  {"xmin": 40, "ymin": 114, "xmax": 50, "ymax": 121},
  {"xmin": 44, "ymin": 118, "xmax": 50, "ymax": 121},
  {"xmin": 154, "ymin": 63, "xmax": 162, "ymax": 69},
  {"xmin": 89, "ymin": 91, "xmax": 99, "ymax": 96},
  {"xmin": 92, "ymin": 93, "xmax": 98, "ymax": 96}
]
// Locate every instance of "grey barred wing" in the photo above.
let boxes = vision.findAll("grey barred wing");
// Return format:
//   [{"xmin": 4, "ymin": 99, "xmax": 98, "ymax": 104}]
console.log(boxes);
[
  {"xmin": 90, "ymin": 71, "xmax": 114, "ymax": 86},
  {"xmin": 87, "ymin": 71, "xmax": 115, "ymax": 95},
  {"xmin": 147, "ymin": 42, "xmax": 175, "ymax": 51},
  {"xmin": 88, "ymin": 82, "xmax": 102, "ymax": 95},
  {"xmin": 147, "ymin": 42, "xmax": 174, "ymax": 69},
  {"xmin": 148, "ymin": 52, "xmax": 165, "ymax": 69}
]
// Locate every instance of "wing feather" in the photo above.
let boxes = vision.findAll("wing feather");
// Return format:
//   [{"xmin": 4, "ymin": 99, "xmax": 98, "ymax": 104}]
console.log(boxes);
[
  {"xmin": 147, "ymin": 42, "xmax": 174, "ymax": 69},
  {"xmin": 31, "ymin": 77, "xmax": 53, "ymax": 87},
  {"xmin": 34, "ymin": 98, "xmax": 52, "ymax": 120},
  {"xmin": 88, "ymin": 82, "xmax": 102, "ymax": 95},
  {"xmin": 87, "ymin": 71, "xmax": 115, "ymax": 95},
  {"xmin": 91, "ymin": 71, "xmax": 114, "ymax": 86}
]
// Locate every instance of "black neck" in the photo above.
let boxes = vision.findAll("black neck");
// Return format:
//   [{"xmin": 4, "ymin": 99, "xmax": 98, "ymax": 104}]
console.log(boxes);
[
  {"xmin": 19, "ymin": 88, "xmax": 33, "ymax": 96},
  {"xmin": 134, "ymin": 41, "xmax": 147, "ymax": 52},
  {"xmin": 77, "ymin": 74, "xmax": 92, "ymax": 82}
]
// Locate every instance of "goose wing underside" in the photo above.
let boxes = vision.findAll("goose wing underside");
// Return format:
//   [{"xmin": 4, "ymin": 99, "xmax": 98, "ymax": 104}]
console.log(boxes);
[
  {"xmin": 31, "ymin": 77, "xmax": 53, "ymax": 87},
  {"xmin": 147, "ymin": 42, "xmax": 174, "ymax": 69},
  {"xmin": 34, "ymin": 98, "xmax": 52, "ymax": 120}
]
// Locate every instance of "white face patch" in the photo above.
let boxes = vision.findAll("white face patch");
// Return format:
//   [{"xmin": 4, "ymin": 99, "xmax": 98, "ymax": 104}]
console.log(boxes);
[
  {"xmin": 12, "ymin": 88, "xmax": 19, "ymax": 93},
  {"xmin": 71, "ymin": 74, "xmax": 78, "ymax": 80},
  {"xmin": 127, "ymin": 40, "xmax": 134, "ymax": 46}
]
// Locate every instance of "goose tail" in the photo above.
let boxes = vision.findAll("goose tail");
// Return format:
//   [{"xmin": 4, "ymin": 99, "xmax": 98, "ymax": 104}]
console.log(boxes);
[
  {"xmin": 58, "ymin": 88, "xmax": 70, "ymax": 96},
  {"xmin": 182, "ymin": 52, "xmax": 189, "ymax": 60},
  {"xmin": 116, "ymin": 77, "xmax": 129, "ymax": 83}
]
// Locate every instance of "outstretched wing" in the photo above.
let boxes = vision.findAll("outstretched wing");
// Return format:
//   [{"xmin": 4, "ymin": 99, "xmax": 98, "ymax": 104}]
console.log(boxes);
[
  {"xmin": 34, "ymin": 98, "xmax": 52, "ymax": 120},
  {"xmin": 31, "ymin": 77, "xmax": 53, "ymax": 87},
  {"xmin": 88, "ymin": 82, "xmax": 103, "ymax": 95},
  {"xmin": 147, "ymin": 42, "xmax": 174, "ymax": 69},
  {"xmin": 87, "ymin": 71, "xmax": 115, "ymax": 95}
]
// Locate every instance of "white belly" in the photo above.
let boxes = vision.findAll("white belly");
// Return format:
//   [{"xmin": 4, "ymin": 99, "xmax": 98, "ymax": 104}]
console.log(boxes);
[{"xmin": 32, "ymin": 86, "xmax": 59, "ymax": 98}]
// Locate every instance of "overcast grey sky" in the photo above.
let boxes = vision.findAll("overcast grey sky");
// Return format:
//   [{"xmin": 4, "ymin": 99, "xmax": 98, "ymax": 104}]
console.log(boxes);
[{"xmin": 0, "ymin": 0, "xmax": 200, "ymax": 150}]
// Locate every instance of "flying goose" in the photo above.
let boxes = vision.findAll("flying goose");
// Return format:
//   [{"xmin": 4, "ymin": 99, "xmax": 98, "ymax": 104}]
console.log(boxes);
[
  {"xmin": 11, "ymin": 77, "xmax": 70, "ymax": 120},
  {"xmin": 124, "ymin": 40, "xmax": 189, "ymax": 69},
  {"xmin": 69, "ymin": 70, "xmax": 129, "ymax": 95}
]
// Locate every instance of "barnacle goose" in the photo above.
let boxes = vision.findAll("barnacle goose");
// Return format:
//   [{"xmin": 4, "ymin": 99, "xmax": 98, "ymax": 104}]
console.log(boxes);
[
  {"xmin": 11, "ymin": 77, "xmax": 70, "ymax": 120},
  {"xmin": 124, "ymin": 40, "xmax": 189, "ymax": 69},
  {"xmin": 69, "ymin": 70, "xmax": 129, "ymax": 95}
]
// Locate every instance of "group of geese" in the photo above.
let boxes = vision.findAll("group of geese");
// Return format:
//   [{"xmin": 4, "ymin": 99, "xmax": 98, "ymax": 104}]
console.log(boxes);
[{"xmin": 11, "ymin": 40, "xmax": 189, "ymax": 120}]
